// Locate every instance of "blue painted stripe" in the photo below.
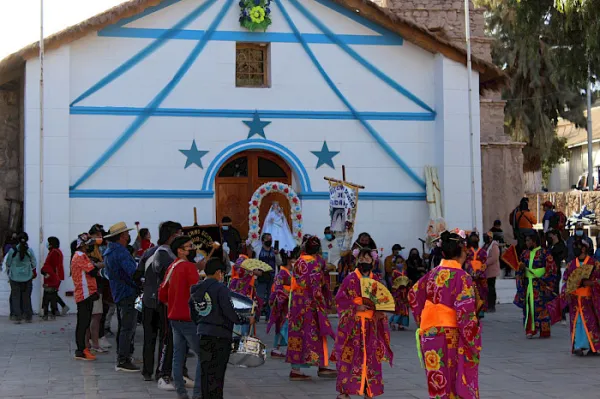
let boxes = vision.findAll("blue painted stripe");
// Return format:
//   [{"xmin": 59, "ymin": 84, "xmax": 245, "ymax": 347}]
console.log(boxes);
[
  {"xmin": 299, "ymin": 191, "xmax": 426, "ymax": 201},
  {"xmin": 69, "ymin": 189, "xmax": 214, "ymax": 199},
  {"xmin": 290, "ymin": 0, "xmax": 435, "ymax": 115},
  {"xmin": 312, "ymin": 0, "xmax": 397, "ymax": 37},
  {"xmin": 201, "ymin": 139, "xmax": 312, "ymax": 192},
  {"xmin": 99, "ymin": 27, "xmax": 404, "ymax": 46},
  {"xmin": 72, "ymin": 0, "xmax": 217, "ymax": 106},
  {"xmin": 276, "ymin": 0, "xmax": 426, "ymax": 190},
  {"xmin": 112, "ymin": 0, "xmax": 183, "ymax": 27},
  {"xmin": 69, "ymin": 189, "xmax": 425, "ymax": 201},
  {"xmin": 70, "ymin": 0, "xmax": 234, "ymax": 191},
  {"xmin": 70, "ymin": 106, "xmax": 435, "ymax": 121}
]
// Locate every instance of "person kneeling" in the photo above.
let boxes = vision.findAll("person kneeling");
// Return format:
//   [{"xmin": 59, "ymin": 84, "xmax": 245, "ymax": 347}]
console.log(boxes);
[{"xmin": 190, "ymin": 258, "xmax": 254, "ymax": 399}]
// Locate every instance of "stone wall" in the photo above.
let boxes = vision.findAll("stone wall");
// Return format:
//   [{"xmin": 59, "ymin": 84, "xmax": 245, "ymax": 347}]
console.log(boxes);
[
  {"xmin": 0, "ymin": 80, "xmax": 24, "ymax": 247},
  {"xmin": 376, "ymin": 0, "xmax": 525, "ymax": 236}
]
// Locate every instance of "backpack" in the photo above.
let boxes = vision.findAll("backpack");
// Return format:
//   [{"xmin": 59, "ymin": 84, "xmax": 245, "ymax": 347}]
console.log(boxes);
[{"xmin": 550, "ymin": 211, "xmax": 566, "ymax": 231}]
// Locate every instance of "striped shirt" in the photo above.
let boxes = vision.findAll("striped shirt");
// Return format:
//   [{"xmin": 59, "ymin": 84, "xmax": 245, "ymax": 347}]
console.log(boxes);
[{"xmin": 71, "ymin": 252, "xmax": 97, "ymax": 303}]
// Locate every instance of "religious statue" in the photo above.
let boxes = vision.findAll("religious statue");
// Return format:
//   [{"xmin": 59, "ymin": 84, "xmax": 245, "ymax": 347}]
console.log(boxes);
[{"xmin": 262, "ymin": 201, "xmax": 296, "ymax": 251}]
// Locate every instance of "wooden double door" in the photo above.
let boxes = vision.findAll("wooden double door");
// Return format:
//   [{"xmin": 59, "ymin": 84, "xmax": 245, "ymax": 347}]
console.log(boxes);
[{"xmin": 215, "ymin": 151, "xmax": 292, "ymax": 241}]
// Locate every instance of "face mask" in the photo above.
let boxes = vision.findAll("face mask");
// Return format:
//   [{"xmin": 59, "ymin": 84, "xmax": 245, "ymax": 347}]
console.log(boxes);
[
  {"xmin": 186, "ymin": 252, "xmax": 196, "ymax": 263},
  {"xmin": 576, "ymin": 230, "xmax": 584, "ymax": 237},
  {"xmin": 222, "ymin": 226, "xmax": 229, "ymax": 231},
  {"xmin": 470, "ymin": 240, "xmax": 479, "ymax": 247},
  {"xmin": 358, "ymin": 262, "xmax": 373, "ymax": 273},
  {"xmin": 325, "ymin": 234, "xmax": 333, "ymax": 241},
  {"xmin": 573, "ymin": 247, "xmax": 583, "ymax": 258},
  {"xmin": 393, "ymin": 251, "xmax": 401, "ymax": 256},
  {"xmin": 264, "ymin": 240, "xmax": 272, "ymax": 248}
]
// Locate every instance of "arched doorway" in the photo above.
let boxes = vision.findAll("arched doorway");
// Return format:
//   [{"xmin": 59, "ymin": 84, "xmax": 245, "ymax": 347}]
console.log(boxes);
[{"xmin": 215, "ymin": 151, "xmax": 292, "ymax": 240}]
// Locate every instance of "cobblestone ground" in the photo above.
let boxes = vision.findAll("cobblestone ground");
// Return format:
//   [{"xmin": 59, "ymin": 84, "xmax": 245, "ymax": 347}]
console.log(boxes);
[{"xmin": 0, "ymin": 304, "xmax": 598, "ymax": 398}]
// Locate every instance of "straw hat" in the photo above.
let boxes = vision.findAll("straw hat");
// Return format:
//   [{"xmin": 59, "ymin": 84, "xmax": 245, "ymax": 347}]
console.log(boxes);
[{"xmin": 105, "ymin": 222, "xmax": 134, "ymax": 238}]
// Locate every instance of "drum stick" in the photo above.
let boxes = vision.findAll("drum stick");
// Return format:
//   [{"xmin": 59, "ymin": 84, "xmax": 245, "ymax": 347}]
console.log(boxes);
[{"xmin": 193, "ymin": 207, "xmax": 198, "ymax": 226}]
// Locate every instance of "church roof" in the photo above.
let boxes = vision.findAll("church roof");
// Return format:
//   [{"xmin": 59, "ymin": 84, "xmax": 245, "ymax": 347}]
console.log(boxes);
[{"xmin": 0, "ymin": 0, "xmax": 506, "ymax": 91}]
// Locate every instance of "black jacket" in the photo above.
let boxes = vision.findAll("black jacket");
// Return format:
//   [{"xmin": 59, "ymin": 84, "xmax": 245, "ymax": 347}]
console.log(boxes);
[
  {"xmin": 189, "ymin": 278, "xmax": 249, "ymax": 339},
  {"xmin": 135, "ymin": 245, "xmax": 175, "ymax": 309}
]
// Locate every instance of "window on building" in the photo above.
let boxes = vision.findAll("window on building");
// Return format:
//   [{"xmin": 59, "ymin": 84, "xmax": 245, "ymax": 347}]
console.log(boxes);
[
  {"xmin": 258, "ymin": 157, "xmax": 287, "ymax": 178},
  {"xmin": 236, "ymin": 43, "xmax": 270, "ymax": 88},
  {"xmin": 219, "ymin": 156, "xmax": 249, "ymax": 177}
]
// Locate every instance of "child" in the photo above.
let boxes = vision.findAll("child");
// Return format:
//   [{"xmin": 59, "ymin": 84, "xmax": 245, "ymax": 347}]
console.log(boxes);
[
  {"xmin": 389, "ymin": 256, "xmax": 410, "ymax": 331},
  {"xmin": 267, "ymin": 247, "xmax": 299, "ymax": 358}
]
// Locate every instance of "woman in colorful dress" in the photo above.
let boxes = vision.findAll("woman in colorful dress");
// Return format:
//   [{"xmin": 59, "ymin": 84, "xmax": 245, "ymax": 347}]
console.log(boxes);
[
  {"xmin": 286, "ymin": 236, "xmax": 337, "ymax": 381},
  {"xmin": 464, "ymin": 232, "xmax": 488, "ymax": 318},
  {"xmin": 514, "ymin": 233, "xmax": 557, "ymax": 339},
  {"xmin": 229, "ymin": 244, "xmax": 262, "ymax": 336},
  {"xmin": 389, "ymin": 254, "xmax": 410, "ymax": 331},
  {"xmin": 409, "ymin": 230, "xmax": 481, "ymax": 399},
  {"xmin": 267, "ymin": 247, "xmax": 300, "ymax": 359},
  {"xmin": 333, "ymin": 248, "xmax": 393, "ymax": 399},
  {"xmin": 561, "ymin": 239, "xmax": 600, "ymax": 356}
]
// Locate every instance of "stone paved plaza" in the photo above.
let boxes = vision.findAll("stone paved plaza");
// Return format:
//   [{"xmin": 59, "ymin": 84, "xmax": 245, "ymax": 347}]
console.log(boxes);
[{"xmin": 0, "ymin": 304, "xmax": 598, "ymax": 399}]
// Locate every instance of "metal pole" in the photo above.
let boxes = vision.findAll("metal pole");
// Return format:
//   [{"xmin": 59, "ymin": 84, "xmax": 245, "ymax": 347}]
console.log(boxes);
[
  {"xmin": 38, "ymin": 0, "xmax": 45, "ymax": 310},
  {"xmin": 587, "ymin": 63, "xmax": 594, "ymax": 191},
  {"xmin": 465, "ymin": 0, "xmax": 477, "ymax": 228}
]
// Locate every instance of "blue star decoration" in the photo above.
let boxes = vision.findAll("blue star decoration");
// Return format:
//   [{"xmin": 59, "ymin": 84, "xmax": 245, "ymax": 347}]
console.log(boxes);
[
  {"xmin": 311, "ymin": 141, "xmax": 340, "ymax": 169},
  {"xmin": 243, "ymin": 111, "xmax": 271, "ymax": 139},
  {"xmin": 179, "ymin": 140, "xmax": 209, "ymax": 169}
]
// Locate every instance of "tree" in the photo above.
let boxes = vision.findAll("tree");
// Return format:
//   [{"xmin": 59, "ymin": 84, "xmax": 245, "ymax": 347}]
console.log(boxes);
[{"xmin": 476, "ymin": 0, "xmax": 590, "ymax": 182}]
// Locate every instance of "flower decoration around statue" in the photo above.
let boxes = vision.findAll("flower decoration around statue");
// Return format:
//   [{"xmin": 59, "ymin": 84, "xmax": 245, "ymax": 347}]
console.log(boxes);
[
  {"xmin": 239, "ymin": 0, "xmax": 272, "ymax": 32},
  {"xmin": 248, "ymin": 182, "xmax": 302, "ymax": 246}
]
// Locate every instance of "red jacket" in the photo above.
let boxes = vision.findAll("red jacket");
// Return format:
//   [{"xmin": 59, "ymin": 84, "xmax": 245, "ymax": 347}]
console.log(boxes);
[
  {"xmin": 136, "ymin": 239, "xmax": 155, "ymax": 257},
  {"xmin": 41, "ymin": 249, "xmax": 64, "ymax": 289},
  {"xmin": 158, "ymin": 259, "xmax": 199, "ymax": 321}
]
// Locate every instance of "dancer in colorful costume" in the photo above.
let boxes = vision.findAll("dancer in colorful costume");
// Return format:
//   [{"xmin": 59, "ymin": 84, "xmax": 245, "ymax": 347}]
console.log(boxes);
[
  {"xmin": 267, "ymin": 247, "xmax": 300, "ymax": 359},
  {"xmin": 514, "ymin": 233, "xmax": 557, "ymax": 339},
  {"xmin": 229, "ymin": 244, "xmax": 262, "ymax": 337},
  {"xmin": 561, "ymin": 239, "xmax": 600, "ymax": 356},
  {"xmin": 286, "ymin": 236, "xmax": 336, "ymax": 381},
  {"xmin": 333, "ymin": 248, "xmax": 393, "ymax": 398},
  {"xmin": 389, "ymin": 253, "xmax": 410, "ymax": 331},
  {"xmin": 464, "ymin": 232, "xmax": 488, "ymax": 318},
  {"xmin": 409, "ymin": 230, "xmax": 481, "ymax": 399}
]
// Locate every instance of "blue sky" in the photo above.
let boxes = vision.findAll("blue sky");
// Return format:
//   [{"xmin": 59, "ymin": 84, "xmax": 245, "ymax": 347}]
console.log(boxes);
[{"xmin": 0, "ymin": 0, "xmax": 123, "ymax": 59}]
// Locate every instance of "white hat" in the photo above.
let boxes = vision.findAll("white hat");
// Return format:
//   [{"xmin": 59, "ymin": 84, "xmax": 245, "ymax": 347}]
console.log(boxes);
[{"xmin": 105, "ymin": 222, "xmax": 134, "ymax": 238}]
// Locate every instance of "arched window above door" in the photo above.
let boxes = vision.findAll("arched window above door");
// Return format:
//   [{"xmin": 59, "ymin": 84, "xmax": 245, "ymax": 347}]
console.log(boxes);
[
  {"xmin": 258, "ymin": 156, "xmax": 287, "ymax": 178},
  {"xmin": 218, "ymin": 156, "xmax": 248, "ymax": 177}
]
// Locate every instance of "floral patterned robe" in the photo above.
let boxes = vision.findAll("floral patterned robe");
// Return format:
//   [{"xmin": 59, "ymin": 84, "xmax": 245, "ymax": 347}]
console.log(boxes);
[
  {"xmin": 391, "ymin": 269, "xmax": 410, "ymax": 321},
  {"xmin": 332, "ymin": 269, "xmax": 393, "ymax": 397},
  {"xmin": 267, "ymin": 265, "xmax": 291, "ymax": 336},
  {"xmin": 229, "ymin": 255, "xmax": 262, "ymax": 315},
  {"xmin": 514, "ymin": 247, "xmax": 557, "ymax": 337},
  {"xmin": 286, "ymin": 254, "xmax": 335, "ymax": 367},
  {"xmin": 561, "ymin": 256, "xmax": 600, "ymax": 352},
  {"xmin": 409, "ymin": 259, "xmax": 481, "ymax": 399},
  {"xmin": 317, "ymin": 254, "xmax": 334, "ymax": 309},
  {"xmin": 464, "ymin": 247, "xmax": 488, "ymax": 314}
]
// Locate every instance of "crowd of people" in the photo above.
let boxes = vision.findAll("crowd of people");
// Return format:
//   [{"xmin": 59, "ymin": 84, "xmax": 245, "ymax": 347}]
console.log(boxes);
[{"xmin": 1, "ymin": 201, "xmax": 599, "ymax": 398}]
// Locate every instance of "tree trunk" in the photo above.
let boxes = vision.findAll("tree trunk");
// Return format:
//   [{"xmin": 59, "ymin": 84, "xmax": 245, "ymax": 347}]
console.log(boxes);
[{"xmin": 523, "ymin": 170, "xmax": 543, "ymax": 193}]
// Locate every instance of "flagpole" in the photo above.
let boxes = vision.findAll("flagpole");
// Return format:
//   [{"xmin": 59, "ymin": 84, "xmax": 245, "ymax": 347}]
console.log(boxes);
[
  {"xmin": 39, "ymin": 0, "xmax": 45, "ymax": 310},
  {"xmin": 465, "ymin": 0, "xmax": 477, "ymax": 229}
]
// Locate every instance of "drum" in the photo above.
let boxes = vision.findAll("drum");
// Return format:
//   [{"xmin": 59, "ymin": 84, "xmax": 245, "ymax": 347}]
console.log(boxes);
[
  {"xmin": 230, "ymin": 291, "xmax": 255, "ymax": 316},
  {"xmin": 229, "ymin": 336, "xmax": 267, "ymax": 368}
]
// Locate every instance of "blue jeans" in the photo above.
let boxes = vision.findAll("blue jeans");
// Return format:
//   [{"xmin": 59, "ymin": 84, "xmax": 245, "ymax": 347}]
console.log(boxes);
[
  {"xmin": 116, "ymin": 295, "xmax": 137, "ymax": 362},
  {"xmin": 171, "ymin": 320, "xmax": 201, "ymax": 398}
]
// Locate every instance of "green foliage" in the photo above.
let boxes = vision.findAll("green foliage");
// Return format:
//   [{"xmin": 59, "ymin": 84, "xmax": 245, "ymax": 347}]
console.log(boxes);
[
  {"xmin": 476, "ymin": 0, "xmax": 590, "ymax": 173},
  {"xmin": 239, "ymin": 0, "xmax": 272, "ymax": 32}
]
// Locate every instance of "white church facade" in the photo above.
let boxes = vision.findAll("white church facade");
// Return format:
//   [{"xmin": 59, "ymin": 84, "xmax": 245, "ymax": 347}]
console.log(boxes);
[{"xmin": 0, "ymin": 0, "xmax": 503, "ymax": 311}]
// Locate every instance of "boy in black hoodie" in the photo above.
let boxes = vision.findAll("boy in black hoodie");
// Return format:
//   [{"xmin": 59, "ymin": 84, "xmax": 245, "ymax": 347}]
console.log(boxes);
[{"xmin": 189, "ymin": 258, "xmax": 254, "ymax": 399}]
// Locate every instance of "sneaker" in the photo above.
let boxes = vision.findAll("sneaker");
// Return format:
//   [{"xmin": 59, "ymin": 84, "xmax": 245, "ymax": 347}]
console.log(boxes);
[
  {"xmin": 83, "ymin": 348, "xmax": 97, "ymax": 360},
  {"xmin": 49, "ymin": 314, "xmax": 56, "ymax": 321},
  {"xmin": 142, "ymin": 373, "xmax": 153, "ymax": 382},
  {"xmin": 183, "ymin": 376, "xmax": 194, "ymax": 388},
  {"xmin": 61, "ymin": 305, "xmax": 70, "ymax": 316},
  {"xmin": 75, "ymin": 350, "xmax": 96, "ymax": 361},
  {"xmin": 317, "ymin": 368, "xmax": 337, "ymax": 378},
  {"xmin": 104, "ymin": 327, "xmax": 115, "ymax": 337},
  {"xmin": 270, "ymin": 349, "xmax": 286, "ymax": 359},
  {"xmin": 115, "ymin": 360, "xmax": 140, "ymax": 372},
  {"xmin": 99, "ymin": 336, "xmax": 112, "ymax": 349},
  {"xmin": 41, "ymin": 315, "xmax": 48, "ymax": 321},
  {"xmin": 157, "ymin": 376, "xmax": 176, "ymax": 391},
  {"xmin": 13, "ymin": 319, "xmax": 21, "ymax": 325},
  {"xmin": 91, "ymin": 346, "xmax": 108, "ymax": 354}
]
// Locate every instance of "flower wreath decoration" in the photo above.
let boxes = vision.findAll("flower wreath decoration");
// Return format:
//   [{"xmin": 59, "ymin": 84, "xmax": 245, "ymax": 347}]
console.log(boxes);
[
  {"xmin": 248, "ymin": 182, "xmax": 303, "ymax": 244},
  {"xmin": 239, "ymin": 0, "xmax": 272, "ymax": 32}
]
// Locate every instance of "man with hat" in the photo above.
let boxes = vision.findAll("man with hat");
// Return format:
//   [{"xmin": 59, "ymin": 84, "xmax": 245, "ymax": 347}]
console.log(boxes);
[
  {"xmin": 542, "ymin": 201, "xmax": 556, "ymax": 233},
  {"xmin": 103, "ymin": 222, "xmax": 140, "ymax": 372}
]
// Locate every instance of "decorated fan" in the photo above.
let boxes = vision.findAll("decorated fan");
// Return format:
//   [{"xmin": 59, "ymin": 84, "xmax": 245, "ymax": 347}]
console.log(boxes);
[
  {"xmin": 566, "ymin": 263, "xmax": 595, "ymax": 294},
  {"xmin": 501, "ymin": 245, "xmax": 520, "ymax": 271},
  {"xmin": 392, "ymin": 275, "xmax": 410, "ymax": 289},
  {"xmin": 240, "ymin": 258, "xmax": 273, "ymax": 272},
  {"xmin": 360, "ymin": 278, "xmax": 395, "ymax": 311}
]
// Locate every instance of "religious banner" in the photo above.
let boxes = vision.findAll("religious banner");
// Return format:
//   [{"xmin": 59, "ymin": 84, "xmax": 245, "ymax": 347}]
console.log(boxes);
[
  {"xmin": 327, "ymin": 179, "xmax": 362, "ymax": 252},
  {"xmin": 182, "ymin": 224, "xmax": 224, "ymax": 260}
]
